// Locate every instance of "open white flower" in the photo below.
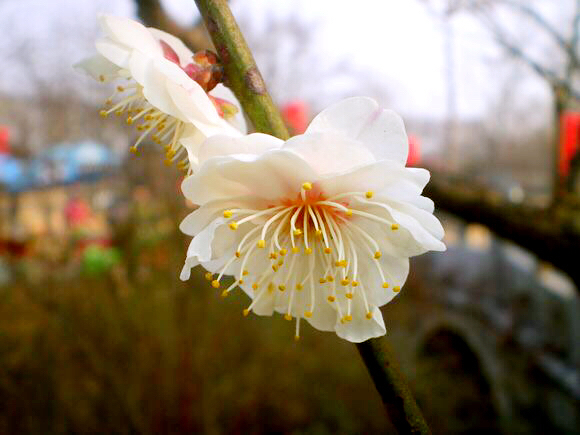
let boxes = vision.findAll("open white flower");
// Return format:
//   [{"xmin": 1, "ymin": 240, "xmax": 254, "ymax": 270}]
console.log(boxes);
[
  {"xmin": 76, "ymin": 14, "xmax": 246, "ymax": 171},
  {"xmin": 180, "ymin": 97, "xmax": 446, "ymax": 342}
]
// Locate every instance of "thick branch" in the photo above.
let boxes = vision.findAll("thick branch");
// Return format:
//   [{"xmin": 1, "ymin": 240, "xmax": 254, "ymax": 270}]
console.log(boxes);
[
  {"xmin": 135, "ymin": 0, "xmax": 213, "ymax": 51},
  {"xmin": 357, "ymin": 338, "xmax": 431, "ymax": 434},
  {"xmin": 425, "ymin": 174, "xmax": 580, "ymax": 288},
  {"xmin": 194, "ymin": 0, "xmax": 289, "ymax": 139}
]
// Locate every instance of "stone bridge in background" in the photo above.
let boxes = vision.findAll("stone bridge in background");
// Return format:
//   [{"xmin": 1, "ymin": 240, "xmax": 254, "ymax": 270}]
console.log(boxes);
[{"xmin": 389, "ymin": 213, "xmax": 580, "ymax": 434}]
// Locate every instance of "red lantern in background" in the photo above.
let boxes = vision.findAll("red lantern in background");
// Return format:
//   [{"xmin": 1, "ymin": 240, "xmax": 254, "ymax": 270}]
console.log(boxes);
[
  {"xmin": 281, "ymin": 101, "xmax": 309, "ymax": 135},
  {"xmin": 559, "ymin": 112, "xmax": 580, "ymax": 177},
  {"xmin": 407, "ymin": 134, "xmax": 421, "ymax": 166},
  {"xmin": 0, "ymin": 126, "xmax": 10, "ymax": 155}
]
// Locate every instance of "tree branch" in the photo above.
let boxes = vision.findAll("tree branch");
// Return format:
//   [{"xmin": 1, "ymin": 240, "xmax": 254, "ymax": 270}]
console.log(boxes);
[{"xmin": 425, "ymin": 173, "xmax": 580, "ymax": 289}]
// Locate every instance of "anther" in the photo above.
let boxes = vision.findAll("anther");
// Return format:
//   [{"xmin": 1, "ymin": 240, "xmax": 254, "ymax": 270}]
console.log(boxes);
[
  {"xmin": 351, "ymin": 281, "xmax": 359, "ymax": 287},
  {"xmin": 296, "ymin": 283, "xmax": 303, "ymax": 290},
  {"xmin": 238, "ymin": 279, "xmax": 244, "ymax": 284},
  {"xmin": 272, "ymin": 265, "xmax": 279, "ymax": 272},
  {"xmin": 116, "ymin": 85, "xmax": 124, "ymax": 92},
  {"xmin": 304, "ymin": 311, "xmax": 313, "ymax": 318},
  {"xmin": 278, "ymin": 285, "xmax": 286, "ymax": 292},
  {"xmin": 374, "ymin": 251, "xmax": 382, "ymax": 259},
  {"xmin": 252, "ymin": 283, "xmax": 259, "ymax": 290},
  {"xmin": 344, "ymin": 315, "xmax": 353, "ymax": 322},
  {"xmin": 277, "ymin": 259, "xmax": 284, "ymax": 266},
  {"xmin": 346, "ymin": 209, "xmax": 353, "ymax": 216},
  {"xmin": 229, "ymin": 221, "xmax": 238, "ymax": 230},
  {"xmin": 315, "ymin": 230, "xmax": 322, "ymax": 237},
  {"xmin": 257, "ymin": 239, "xmax": 266, "ymax": 248},
  {"xmin": 382, "ymin": 282, "xmax": 389, "ymax": 289},
  {"xmin": 327, "ymin": 295, "xmax": 336, "ymax": 302},
  {"xmin": 221, "ymin": 290, "xmax": 228, "ymax": 298},
  {"xmin": 284, "ymin": 314, "xmax": 292, "ymax": 321},
  {"xmin": 204, "ymin": 272, "xmax": 213, "ymax": 281},
  {"xmin": 242, "ymin": 270, "xmax": 248, "ymax": 276},
  {"xmin": 302, "ymin": 182, "xmax": 313, "ymax": 190},
  {"xmin": 269, "ymin": 252, "xmax": 277, "ymax": 259},
  {"xmin": 393, "ymin": 286, "xmax": 401, "ymax": 292},
  {"xmin": 294, "ymin": 335, "xmax": 300, "ymax": 342},
  {"xmin": 235, "ymin": 251, "xmax": 241, "ymax": 258},
  {"xmin": 126, "ymin": 116, "xmax": 133, "ymax": 125},
  {"xmin": 99, "ymin": 110, "xmax": 108, "ymax": 118},
  {"xmin": 279, "ymin": 248, "xmax": 287, "ymax": 256},
  {"xmin": 391, "ymin": 223, "xmax": 399, "ymax": 231},
  {"xmin": 319, "ymin": 277, "xmax": 327, "ymax": 284},
  {"xmin": 292, "ymin": 246, "xmax": 300, "ymax": 254},
  {"xmin": 366, "ymin": 311, "xmax": 373, "ymax": 319},
  {"xmin": 305, "ymin": 247, "xmax": 312, "ymax": 255},
  {"xmin": 293, "ymin": 229, "xmax": 302, "ymax": 236},
  {"xmin": 211, "ymin": 280, "xmax": 220, "ymax": 288},
  {"xmin": 223, "ymin": 210, "xmax": 233, "ymax": 218},
  {"xmin": 346, "ymin": 293, "xmax": 353, "ymax": 299},
  {"xmin": 365, "ymin": 191, "xmax": 374, "ymax": 199},
  {"xmin": 243, "ymin": 308, "xmax": 250, "ymax": 317},
  {"xmin": 324, "ymin": 247, "xmax": 332, "ymax": 254},
  {"xmin": 341, "ymin": 278, "xmax": 350, "ymax": 286},
  {"xmin": 326, "ymin": 275, "xmax": 334, "ymax": 282}
]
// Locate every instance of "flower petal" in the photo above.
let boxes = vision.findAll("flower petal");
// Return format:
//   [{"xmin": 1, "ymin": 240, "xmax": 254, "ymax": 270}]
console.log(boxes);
[
  {"xmin": 209, "ymin": 84, "xmax": 248, "ymax": 134},
  {"xmin": 306, "ymin": 96, "xmax": 408, "ymax": 164},
  {"xmin": 181, "ymin": 150, "xmax": 317, "ymax": 204},
  {"xmin": 98, "ymin": 14, "xmax": 161, "ymax": 57},
  {"xmin": 335, "ymin": 305, "xmax": 386, "ymax": 343},
  {"xmin": 147, "ymin": 27, "xmax": 193, "ymax": 65},
  {"xmin": 283, "ymin": 132, "xmax": 375, "ymax": 175},
  {"xmin": 197, "ymin": 133, "xmax": 283, "ymax": 165},
  {"xmin": 74, "ymin": 54, "xmax": 120, "ymax": 81}
]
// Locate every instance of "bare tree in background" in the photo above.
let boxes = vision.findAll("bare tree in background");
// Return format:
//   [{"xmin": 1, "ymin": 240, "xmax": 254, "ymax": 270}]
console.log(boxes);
[
  {"xmin": 448, "ymin": 0, "xmax": 580, "ymax": 198},
  {"xmin": 135, "ymin": 0, "xmax": 391, "ymax": 116}
]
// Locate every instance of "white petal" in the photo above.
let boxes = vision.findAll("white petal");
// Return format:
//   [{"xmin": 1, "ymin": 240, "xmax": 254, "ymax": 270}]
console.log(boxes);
[
  {"xmin": 147, "ymin": 27, "xmax": 193, "ymax": 65},
  {"xmin": 165, "ymin": 75, "xmax": 220, "ymax": 124},
  {"xmin": 306, "ymin": 96, "xmax": 408, "ymax": 164},
  {"xmin": 74, "ymin": 54, "xmax": 120, "ymax": 81},
  {"xmin": 209, "ymin": 84, "xmax": 248, "ymax": 134},
  {"xmin": 335, "ymin": 305, "xmax": 386, "ymax": 343},
  {"xmin": 95, "ymin": 37, "xmax": 132, "ymax": 68},
  {"xmin": 181, "ymin": 150, "xmax": 317, "ymax": 204},
  {"xmin": 319, "ymin": 160, "xmax": 426, "ymax": 198},
  {"xmin": 197, "ymin": 133, "xmax": 283, "ymax": 165},
  {"xmin": 98, "ymin": 14, "xmax": 161, "ymax": 57},
  {"xmin": 283, "ymin": 132, "xmax": 375, "ymax": 175},
  {"xmin": 179, "ymin": 195, "xmax": 259, "ymax": 236}
]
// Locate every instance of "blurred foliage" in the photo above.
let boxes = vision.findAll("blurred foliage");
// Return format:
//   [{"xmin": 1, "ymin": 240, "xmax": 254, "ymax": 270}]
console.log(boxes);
[{"xmin": 0, "ymin": 229, "xmax": 395, "ymax": 434}]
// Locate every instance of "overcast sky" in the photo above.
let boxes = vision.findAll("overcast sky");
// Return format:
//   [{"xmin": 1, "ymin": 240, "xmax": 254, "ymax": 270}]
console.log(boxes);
[{"xmin": 0, "ymin": 0, "xmax": 565, "ymax": 121}]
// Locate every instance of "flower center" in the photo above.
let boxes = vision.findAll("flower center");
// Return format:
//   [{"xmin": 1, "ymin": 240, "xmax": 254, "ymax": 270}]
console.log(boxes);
[{"xmin": 209, "ymin": 182, "xmax": 402, "ymax": 339}]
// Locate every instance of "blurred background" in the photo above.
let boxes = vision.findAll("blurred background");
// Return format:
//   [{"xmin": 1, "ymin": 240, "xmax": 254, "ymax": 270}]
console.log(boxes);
[{"xmin": 0, "ymin": 0, "xmax": 579, "ymax": 433}]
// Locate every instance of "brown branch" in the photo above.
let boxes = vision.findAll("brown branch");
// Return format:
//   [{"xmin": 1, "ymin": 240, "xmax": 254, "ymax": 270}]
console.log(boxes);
[
  {"xmin": 135, "ymin": 0, "xmax": 213, "ymax": 51},
  {"xmin": 193, "ymin": 0, "xmax": 289, "ymax": 138},
  {"xmin": 425, "ymin": 173, "xmax": 580, "ymax": 289}
]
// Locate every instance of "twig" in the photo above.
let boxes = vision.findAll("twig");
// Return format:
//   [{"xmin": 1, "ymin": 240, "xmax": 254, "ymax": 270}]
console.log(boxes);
[
  {"xmin": 193, "ymin": 0, "xmax": 289, "ymax": 139},
  {"xmin": 193, "ymin": 1, "xmax": 430, "ymax": 433},
  {"xmin": 357, "ymin": 338, "xmax": 431, "ymax": 434}
]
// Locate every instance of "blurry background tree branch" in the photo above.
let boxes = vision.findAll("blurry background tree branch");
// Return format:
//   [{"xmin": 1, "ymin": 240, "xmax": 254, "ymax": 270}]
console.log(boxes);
[{"xmin": 135, "ymin": 0, "xmax": 213, "ymax": 51}]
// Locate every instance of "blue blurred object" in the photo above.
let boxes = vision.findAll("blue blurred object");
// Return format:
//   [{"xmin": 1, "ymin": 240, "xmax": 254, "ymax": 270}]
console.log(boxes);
[
  {"xmin": 0, "ymin": 155, "xmax": 29, "ymax": 192},
  {"xmin": 0, "ymin": 141, "xmax": 120, "ymax": 192},
  {"xmin": 30, "ymin": 141, "xmax": 121, "ymax": 187}
]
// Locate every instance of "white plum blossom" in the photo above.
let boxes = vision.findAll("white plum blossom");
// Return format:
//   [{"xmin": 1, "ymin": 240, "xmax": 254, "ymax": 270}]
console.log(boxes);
[
  {"xmin": 76, "ymin": 14, "xmax": 246, "ymax": 171},
  {"xmin": 179, "ymin": 97, "xmax": 446, "ymax": 343}
]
